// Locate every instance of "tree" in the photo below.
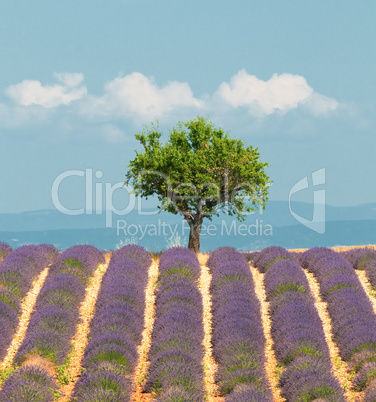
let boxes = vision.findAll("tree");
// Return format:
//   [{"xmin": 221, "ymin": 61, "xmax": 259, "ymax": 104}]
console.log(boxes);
[{"xmin": 125, "ymin": 116, "xmax": 271, "ymax": 253}]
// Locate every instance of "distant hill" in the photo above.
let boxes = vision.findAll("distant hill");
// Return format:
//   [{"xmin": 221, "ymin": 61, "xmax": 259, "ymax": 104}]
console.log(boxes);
[
  {"xmin": 0, "ymin": 201, "xmax": 375, "ymax": 251},
  {"xmin": 0, "ymin": 218, "xmax": 375, "ymax": 252},
  {"xmin": 1, "ymin": 201, "xmax": 376, "ymax": 232}
]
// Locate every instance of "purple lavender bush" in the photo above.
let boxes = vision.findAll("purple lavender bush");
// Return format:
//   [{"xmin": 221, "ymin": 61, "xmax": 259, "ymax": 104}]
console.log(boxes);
[
  {"xmin": 365, "ymin": 261, "xmax": 376, "ymax": 290},
  {"xmin": 352, "ymin": 362, "xmax": 376, "ymax": 391},
  {"xmin": 0, "ymin": 365, "xmax": 58, "ymax": 402},
  {"xmin": 251, "ymin": 246, "xmax": 290, "ymax": 272},
  {"xmin": 242, "ymin": 251, "xmax": 258, "ymax": 262},
  {"xmin": 225, "ymin": 384, "xmax": 273, "ymax": 402},
  {"xmin": 270, "ymin": 292, "xmax": 330, "ymax": 364},
  {"xmin": 110, "ymin": 243, "xmax": 151, "ymax": 267},
  {"xmin": 158, "ymin": 246, "xmax": 201, "ymax": 281},
  {"xmin": 264, "ymin": 259, "xmax": 312, "ymax": 301},
  {"xmin": 0, "ymin": 298, "xmax": 19, "ymax": 359},
  {"xmin": 144, "ymin": 247, "xmax": 204, "ymax": 401},
  {"xmin": 343, "ymin": 247, "xmax": 376, "ymax": 270},
  {"xmin": 254, "ymin": 247, "xmax": 291, "ymax": 273},
  {"xmin": 279, "ymin": 355, "xmax": 345, "ymax": 401},
  {"xmin": 49, "ymin": 244, "xmax": 104, "ymax": 283},
  {"xmin": 0, "ymin": 244, "xmax": 58, "ymax": 299},
  {"xmin": 35, "ymin": 273, "xmax": 85, "ymax": 313},
  {"xmin": 73, "ymin": 244, "xmax": 151, "ymax": 402},
  {"xmin": 308, "ymin": 254, "xmax": 354, "ymax": 281},
  {"xmin": 208, "ymin": 246, "xmax": 245, "ymax": 267},
  {"xmin": 207, "ymin": 247, "xmax": 272, "ymax": 400},
  {"xmin": 299, "ymin": 246, "xmax": 336, "ymax": 269},
  {"xmin": 344, "ymin": 247, "xmax": 376, "ymax": 291},
  {"xmin": 72, "ymin": 371, "xmax": 130, "ymax": 401},
  {"xmin": 0, "ymin": 241, "xmax": 12, "ymax": 262},
  {"xmin": 156, "ymin": 385, "xmax": 198, "ymax": 402},
  {"xmin": 364, "ymin": 378, "xmax": 376, "ymax": 402}
]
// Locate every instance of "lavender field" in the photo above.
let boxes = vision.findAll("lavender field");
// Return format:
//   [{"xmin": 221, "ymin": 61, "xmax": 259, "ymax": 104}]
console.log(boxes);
[{"xmin": 0, "ymin": 242, "xmax": 376, "ymax": 401}]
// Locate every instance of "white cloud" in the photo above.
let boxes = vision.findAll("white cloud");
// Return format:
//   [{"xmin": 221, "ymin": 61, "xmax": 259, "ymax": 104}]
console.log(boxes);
[
  {"xmin": 1, "ymin": 70, "xmax": 342, "ymax": 135},
  {"xmin": 5, "ymin": 73, "xmax": 87, "ymax": 108},
  {"xmin": 302, "ymin": 92, "xmax": 339, "ymax": 115},
  {"xmin": 82, "ymin": 72, "xmax": 202, "ymax": 121},
  {"xmin": 53, "ymin": 72, "xmax": 84, "ymax": 88},
  {"xmin": 215, "ymin": 69, "xmax": 338, "ymax": 115}
]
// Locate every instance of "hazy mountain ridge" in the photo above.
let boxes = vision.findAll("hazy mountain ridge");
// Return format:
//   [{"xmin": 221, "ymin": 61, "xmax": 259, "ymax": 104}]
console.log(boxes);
[
  {"xmin": 1, "ymin": 201, "xmax": 376, "ymax": 232},
  {"xmin": 0, "ymin": 201, "xmax": 375, "ymax": 251},
  {"xmin": 0, "ymin": 219, "xmax": 375, "ymax": 252}
]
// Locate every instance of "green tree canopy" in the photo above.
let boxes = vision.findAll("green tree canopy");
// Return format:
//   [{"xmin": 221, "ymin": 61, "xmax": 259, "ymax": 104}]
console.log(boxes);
[{"xmin": 125, "ymin": 116, "xmax": 271, "ymax": 252}]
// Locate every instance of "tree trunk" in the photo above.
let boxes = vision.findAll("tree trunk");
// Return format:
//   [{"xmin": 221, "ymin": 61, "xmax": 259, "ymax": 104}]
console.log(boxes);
[{"xmin": 187, "ymin": 215, "xmax": 203, "ymax": 253}]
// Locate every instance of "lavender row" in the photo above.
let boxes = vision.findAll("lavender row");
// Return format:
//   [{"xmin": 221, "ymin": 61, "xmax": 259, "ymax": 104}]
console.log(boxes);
[
  {"xmin": 344, "ymin": 247, "xmax": 376, "ymax": 289},
  {"xmin": 252, "ymin": 245, "xmax": 291, "ymax": 273},
  {"xmin": 0, "ymin": 245, "xmax": 104, "ymax": 402},
  {"xmin": 145, "ymin": 247, "xmax": 204, "ymax": 401},
  {"xmin": 0, "ymin": 365, "xmax": 58, "ymax": 402},
  {"xmin": 207, "ymin": 247, "xmax": 272, "ymax": 401},
  {"xmin": 343, "ymin": 248, "xmax": 376, "ymax": 399},
  {"xmin": 0, "ymin": 244, "xmax": 58, "ymax": 361},
  {"xmin": 301, "ymin": 247, "xmax": 376, "ymax": 398},
  {"xmin": 72, "ymin": 245, "xmax": 151, "ymax": 401},
  {"xmin": 264, "ymin": 257, "xmax": 345, "ymax": 401},
  {"xmin": 0, "ymin": 241, "xmax": 12, "ymax": 263},
  {"xmin": 15, "ymin": 245, "xmax": 104, "ymax": 365}
]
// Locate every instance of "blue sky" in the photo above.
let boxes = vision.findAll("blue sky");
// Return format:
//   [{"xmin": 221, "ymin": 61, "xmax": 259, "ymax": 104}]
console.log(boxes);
[{"xmin": 0, "ymin": 0, "xmax": 375, "ymax": 214}]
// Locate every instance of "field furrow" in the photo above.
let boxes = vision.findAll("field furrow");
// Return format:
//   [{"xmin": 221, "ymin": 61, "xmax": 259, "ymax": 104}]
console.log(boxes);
[
  {"xmin": 0, "ymin": 245, "xmax": 58, "ymax": 361},
  {"xmin": 58, "ymin": 254, "xmax": 110, "ymax": 401},
  {"xmin": 197, "ymin": 253, "xmax": 223, "ymax": 402},
  {"xmin": 0, "ymin": 266, "xmax": 50, "ymax": 371},
  {"xmin": 0, "ymin": 242, "xmax": 12, "ymax": 266},
  {"xmin": 72, "ymin": 245, "xmax": 151, "ymax": 401},
  {"xmin": 144, "ymin": 247, "xmax": 205, "ymax": 401},
  {"xmin": 131, "ymin": 257, "xmax": 159, "ymax": 402},
  {"xmin": 356, "ymin": 270, "xmax": 376, "ymax": 314},
  {"xmin": 208, "ymin": 247, "xmax": 273, "ymax": 401},
  {"xmin": 250, "ymin": 265, "xmax": 284, "ymax": 402},
  {"xmin": 2, "ymin": 243, "xmax": 376, "ymax": 401},
  {"xmin": 302, "ymin": 267, "xmax": 357, "ymax": 401},
  {"xmin": 253, "ymin": 247, "xmax": 345, "ymax": 401},
  {"xmin": 301, "ymin": 247, "xmax": 376, "ymax": 399}
]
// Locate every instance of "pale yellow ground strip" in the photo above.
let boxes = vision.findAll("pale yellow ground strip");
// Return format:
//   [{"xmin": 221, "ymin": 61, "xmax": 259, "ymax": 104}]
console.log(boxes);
[
  {"xmin": 250, "ymin": 265, "xmax": 284, "ymax": 402},
  {"xmin": 356, "ymin": 269, "xmax": 376, "ymax": 317},
  {"xmin": 288, "ymin": 245, "xmax": 376, "ymax": 253},
  {"xmin": 301, "ymin": 268, "xmax": 358, "ymax": 401},
  {"xmin": 356, "ymin": 268, "xmax": 376, "ymax": 399},
  {"xmin": 58, "ymin": 254, "xmax": 111, "ymax": 402},
  {"xmin": 197, "ymin": 253, "xmax": 224, "ymax": 402},
  {"xmin": 0, "ymin": 266, "xmax": 50, "ymax": 371},
  {"xmin": 334, "ymin": 245, "xmax": 376, "ymax": 252},
  {"xmin": 131, "ymin": 257, "xmax": 159, "ymax": 402}
]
